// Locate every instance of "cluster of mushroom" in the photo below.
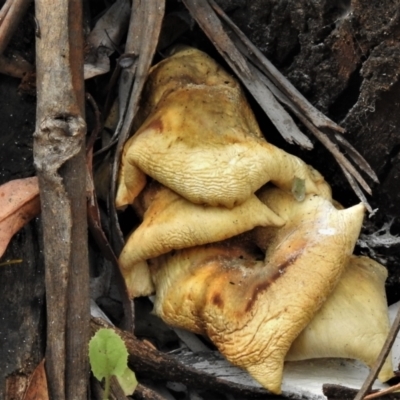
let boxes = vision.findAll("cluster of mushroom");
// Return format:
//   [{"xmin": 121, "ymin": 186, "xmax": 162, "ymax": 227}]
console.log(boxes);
[{"xmin": 116, "ymin": 47, "xmax": 394, "ymax": 394}]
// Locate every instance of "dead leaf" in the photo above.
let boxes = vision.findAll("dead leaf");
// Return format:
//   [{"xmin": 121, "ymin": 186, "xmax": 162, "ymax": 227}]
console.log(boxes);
[
  {"xmin": 23, "ymin": 359, "xmax": 49, "ymax": 400},
  {"xmin": 0, "ymin": 176, "xmax": 40, "ymax": 258},
  {"xmin": 84, "ymin": 0, "xmax": 131, "ymax": 79}
]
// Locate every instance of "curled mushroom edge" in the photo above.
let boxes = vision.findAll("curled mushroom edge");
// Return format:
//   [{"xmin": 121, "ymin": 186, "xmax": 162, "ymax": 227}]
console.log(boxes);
[{"xmin": 119, "ymin": 182, "xmax": 285, "ymax": 269}]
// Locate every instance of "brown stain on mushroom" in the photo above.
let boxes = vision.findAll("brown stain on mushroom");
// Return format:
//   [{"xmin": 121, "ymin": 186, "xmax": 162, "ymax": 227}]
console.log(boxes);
[
  {"xmin": 150, "ymin": 184, "xmax": 365, "ymax": 395},
  {"xmin": 211, "ymin": 292, "xmax": 224, "ymax": 308},
  {"xmin": 244, "ymin": 249, "xmax": 303, "ymax": 313}
]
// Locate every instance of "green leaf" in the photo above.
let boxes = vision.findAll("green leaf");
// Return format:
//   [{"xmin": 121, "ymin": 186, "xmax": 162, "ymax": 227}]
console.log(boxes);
[
  {"xmin": 291, "ymin": 176, "xmax": 306, "ymax": 202},
  {"xmin": 89, "ymin": 328, "xmax": 129, "ymax": 382},
  {"xmin": 116, "ymin": 366, "xmax": 138, "ymax": 395}
]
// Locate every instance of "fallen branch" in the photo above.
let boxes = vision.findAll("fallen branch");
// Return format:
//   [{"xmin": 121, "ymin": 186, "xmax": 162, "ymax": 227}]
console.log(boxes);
[
  {"xmin": 34, "ymin": 0, "xmax": 89, "ymax": 398},
  {"xmin": 90, "ymin": 317, "xmax": 276, "ymax": 399}
]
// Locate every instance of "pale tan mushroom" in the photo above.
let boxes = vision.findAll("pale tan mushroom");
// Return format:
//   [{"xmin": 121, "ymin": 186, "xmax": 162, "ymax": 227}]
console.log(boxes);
[
  {"xmin": 119, "ymin": 182, "xmax": 285, "ymax": 297},
  {"xmin": 286, "ymin": 255, "xmax": 394, "ymax": 382},
  {"xmin": 114, "ymin": 45, "xmax": 384, "ymax": 392},
  {"xmin": 116, "ymin": 47, "xmax": 331, "ymax": 209},
  {"xmin": 150, "ymin": 190, "xmax": 365, "ymax": 394},
  {"xmin": 121, "ymin": 259, "xmax": 155, "ymax": 299},
  {"xmin": 115, "ymin": 160, "xmax": 147, "ymax": 209}
]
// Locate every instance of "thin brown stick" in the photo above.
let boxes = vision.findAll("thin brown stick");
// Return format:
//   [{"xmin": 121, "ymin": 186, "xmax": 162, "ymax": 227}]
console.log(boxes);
[
  {"xmin": 339, "ymin": 164, "xmax": 372, "ymax": 212},
  {"xmin": 85, "ymin": 92, "xmax": 103, "ymax": 155},
  {"xmin": 333, "ymin": 133, "xmax": 379, "ymax": 183},
  {"xmin": 0, "ymin": 0, "xmax": 32, "ymax": 55},
  {"xmin": 0, "ymin": 53, "xmax": 33, "ymax": 78},
  {"xmin": 292, "ymin": 105, "xmax": 373, "ymax": 195},
  {"xmin": 34, "ymin": 0, "xmax": 89, "ymax": 398},
  {"xmin": 0, "ymin": 0, "xmax": 13, "ymax": 24},
  {"xmin": 322, "ymin": 384, "xmax": 400, "ymax": 399},
  {"xmin": 363, "ymin": 382, "xmax": 400, "ymax": 400},
  {"xmin": 354, "ymin": 305, "xmax": 400, "ymax": 400}
]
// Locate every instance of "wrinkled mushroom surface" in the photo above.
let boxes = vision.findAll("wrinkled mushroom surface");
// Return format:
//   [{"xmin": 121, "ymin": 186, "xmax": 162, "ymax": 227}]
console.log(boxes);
[
  {"xmin": 116, "ymin": 47, "xmax": 331, "ymax": 209},
  {"xmin": 287, "ymin": 255, "xmax": 394, "ymax": 382},
  {"xmin": 119, "ymin": 182, "xmax": 284, "ymax": 271},
  {"xmin": 150, "ymin": 190, "xmax": 365, "ymax": 394}
]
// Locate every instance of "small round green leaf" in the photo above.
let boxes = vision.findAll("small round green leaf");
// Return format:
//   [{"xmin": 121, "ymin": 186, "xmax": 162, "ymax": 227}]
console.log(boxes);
[{"xmin": 89, "ymin": 328, "xmax": 129, "ymax": 382}]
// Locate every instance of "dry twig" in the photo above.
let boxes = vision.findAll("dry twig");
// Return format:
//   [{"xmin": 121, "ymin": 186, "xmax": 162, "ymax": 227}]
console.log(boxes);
[
  {"xmin": 363, "ymin": 382, "xmax": 400, "ymax": 400},
  {"xmin": 34, "ymin": 0, "xmax": 89, "ymax": 398},
  {"xmin": 354, "ymin": 306, "xmax": 400, "ymax": 400}
]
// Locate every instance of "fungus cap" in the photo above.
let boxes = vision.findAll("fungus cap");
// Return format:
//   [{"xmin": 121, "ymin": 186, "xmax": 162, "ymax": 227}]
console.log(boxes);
[
  {"xmin": 150, "ymin": 189, "xmax": 365, "ymax": 394},
  {"xmin": 116, "ymin": 47, "xmax": 331, "ymax": 209}
]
